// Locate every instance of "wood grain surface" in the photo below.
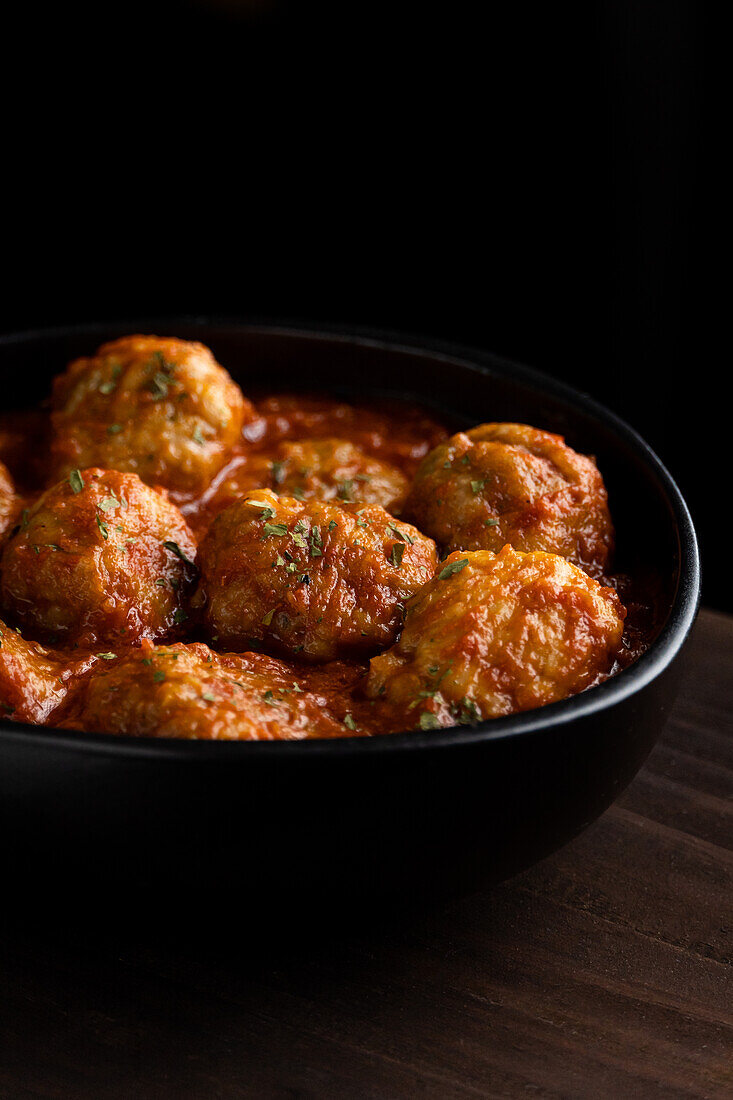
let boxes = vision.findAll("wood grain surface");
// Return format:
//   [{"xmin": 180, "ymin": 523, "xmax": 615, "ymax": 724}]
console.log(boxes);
[{"xmin": 1, "ymin": 609, "xmax": 731, "ymax": 1099}]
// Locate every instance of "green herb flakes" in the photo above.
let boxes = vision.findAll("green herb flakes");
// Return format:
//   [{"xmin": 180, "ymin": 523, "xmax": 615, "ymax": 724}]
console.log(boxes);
[
  {"xmin": 149, "ymin": 372, "xmax": 170, "ymax": 400},
  {"xmin": 388, "ymin": 523, "xmax": 413, "ymax": 545},
  {"xmin": 389, "ymin": 542, "xmax": 405, "ymax": 568},
  {"xmin": 163, "ymin": 540, "xmax": 193, "ymax": 564},
  {"xmin": 418, "ymin": 711, "xmax": 441, "ymax": 730},
  {"xmin": 263, "ymin": 522, "xmax": 288, "ymax": 538},
  {"xmin": 438, "ymin": 557, "xmax": 469, "ymax": 580},
  {"xmin": 69, "ymin": 469, "xmax": 84, "ymax": 494}
]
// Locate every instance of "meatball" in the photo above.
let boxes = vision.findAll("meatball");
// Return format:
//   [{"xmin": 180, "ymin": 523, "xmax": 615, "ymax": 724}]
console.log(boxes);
[
  {"xmin": 1, "ymin": 468, "xmax": 197, "ymax": 646},
  {"xmin": 71, "ymin": 641, "xmax": 360, "ymax": 740},
  {"xmin": 196, "ymin": 488, "xmax": 438, "ymax": 660},
  {"xmin": 403, "ymin": 422, "xmax": 614, "ymax": 573},
  {"xmin": 269, "ymin": 438, "xmax": 409, "ymax": 512},
  {"xmin": 0, "ymin": 620, "xmax": 96, "ymax": 725},
  {"xmin": 0, "ymin": 461, "xmax": 18, "ymax": 542},
  {"xmin": 49, "ymin": 335, "xmax": 251, "ymax": 496},
  {"xmin": 366, "ymin": 546, "xmax": 625, "ymax": 730}
]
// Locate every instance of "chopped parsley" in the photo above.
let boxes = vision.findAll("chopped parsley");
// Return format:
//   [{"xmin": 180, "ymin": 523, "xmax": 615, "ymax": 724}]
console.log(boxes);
[
  {"xmin": 99, "ymin": 365, "xmax": 122, "ymax": 395},
  {"xmin": 69, "ymin": 469, "xmax": 84, "ymax": 494},
  {"xmin": 263, "ymin": 522, "xmax": 288, "ymax": 538},
  {"xmin": 438, "ymin": 557, "xmax": 469, "ymax": 580},
  {"xmin": 163, "ymin": 540, "xmax": 194, "ymax": 564},
  {"xmin": 389, "ymin": 542, "xmax": 405, "ymax": 568},
  {"xmin": 343, "ymin": 713, "xmax": 357, "ymax": 730},
  {"xmin": 387, "ymin": 523, "xmax": 413, "ymax": 545},
  {"xmin": 149, "ymin": 372, "xmax": 171, "ymax": 400},
  {"xmin": 309, "ymin": 525, "xmax": 323, "ymax": 557},
  {"xmin": 418, "ymin": 712, "xmax": 441, "ymax": 730}
]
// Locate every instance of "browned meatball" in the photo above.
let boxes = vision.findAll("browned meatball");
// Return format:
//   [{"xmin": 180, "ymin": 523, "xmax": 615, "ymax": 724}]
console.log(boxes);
[
  {"xmin": 50, "ymin": 335, "xmax": 251, "ymax": 495},
  {"xmin": 196, "ymin": 488, "xmax": 438, "ymax": 660},
  {"xmin": 270, "ymin": 438, "xmax": 409, "ymax": 512},
  {"xmin": 1, "ymin": 469, "xmax": 197, "ymax": 646},
  {"xmin": 0, "ymin": 619, "xmax": 97, "ymax": 725},
  {"xmin": 71, "ymin": 640, "xmax": 361, "ymax": 740},
  {"xmin": 403, "ymin": 423, "xmax": 614, "ymax": 574},
  {"xmin": 0, "ymin": 461, "xmax": 18, "ymax": 542},
  {"xmin": 366, "ymin": 546, "xmax": 625, "ymax": 730}
]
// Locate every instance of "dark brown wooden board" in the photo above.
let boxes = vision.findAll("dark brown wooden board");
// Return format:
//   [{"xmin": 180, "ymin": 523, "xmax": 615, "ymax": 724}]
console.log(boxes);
[{"xmin": 1, "ymin": 610, "xmax": 731, "ymax": 1099}]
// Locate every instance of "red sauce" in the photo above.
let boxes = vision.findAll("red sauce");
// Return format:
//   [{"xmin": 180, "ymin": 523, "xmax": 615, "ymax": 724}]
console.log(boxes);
[
  {"xmin": 0, "ymin": 394, "xmax": 663, "ymax": 739},
  {"xmin": 174, "ymin": 394, "xmax": 449, "ymax": 539}
]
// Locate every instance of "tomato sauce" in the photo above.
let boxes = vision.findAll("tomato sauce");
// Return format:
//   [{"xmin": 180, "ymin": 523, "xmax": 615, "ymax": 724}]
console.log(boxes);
[{"xmin": 0, "ymin": 393, "xmax": 662, "ymax": 739}]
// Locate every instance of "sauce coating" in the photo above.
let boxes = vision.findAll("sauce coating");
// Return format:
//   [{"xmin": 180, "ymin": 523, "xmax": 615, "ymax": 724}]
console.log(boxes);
[{"xmin": 0, "ymin": 335, "xmax": 659, "ymax": 740}]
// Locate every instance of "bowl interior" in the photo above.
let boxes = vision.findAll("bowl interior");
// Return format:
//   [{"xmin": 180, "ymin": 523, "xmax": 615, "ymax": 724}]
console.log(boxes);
[{"xmin": 0, "ymin": 320, "xmax": 696, "ymax": 752}]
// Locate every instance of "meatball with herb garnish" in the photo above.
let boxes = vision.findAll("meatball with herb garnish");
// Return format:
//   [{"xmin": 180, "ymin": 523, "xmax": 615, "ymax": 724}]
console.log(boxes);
[
  {"xmin": 403, "ymin": 422, "xmax": 614, "ymax": 574},
  {"xmin": 195, "ymin": 488, "xmax": 438, "ymax": 661},
  {"xmin": 49, "ymin": 335, "xmax": 252, "ymax": 496},
  {"xmin": 366, "ymin": 546, "xmax": 626, "ymax": 730},
  {"xmin": 270, "ymin": 437, "xmax": 409, "ymax": 512},
  {"xmin": 71, "ymin": 640, "xmax": 361, "ymax": 741},
  {"xmin": 0, "ymin": 468, "xmax": 197, "ymax": 646}
]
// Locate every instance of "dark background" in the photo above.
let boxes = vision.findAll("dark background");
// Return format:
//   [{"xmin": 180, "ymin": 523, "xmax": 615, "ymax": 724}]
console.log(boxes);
[{"xmin": 2, "ymin": 0, "xmax": 721, "ymax": 606}]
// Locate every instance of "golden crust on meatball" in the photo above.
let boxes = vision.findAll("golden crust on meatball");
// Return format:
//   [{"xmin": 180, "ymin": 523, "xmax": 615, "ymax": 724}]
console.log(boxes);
[
  {"xmin": 0, "ymin": 468, "xmax": 197, "ymax": 646},
  {"xmin": 270, "ymin": 437, "xmax": 409, "ymax": 512},
  {"xmin": 403, "ymin": 423, "xmax": 614, "ymax": 573},
  {"xmin": 49, "ymin": 335, "xmax": 251, "ymax": 495},
  {"xmin": 70, "ymin": 640, "xmax": 362, "ymax": 740},
  {"xmin": 0, "ymin": 619, "xmax": 98, "ymax": 725},
  {"xmin": 366, "ymin": 546, "xmax": 625, "ymax": 729},
  {"xmin": 196, "ymin": 488, "xmax": 438, "ymax": 661}
]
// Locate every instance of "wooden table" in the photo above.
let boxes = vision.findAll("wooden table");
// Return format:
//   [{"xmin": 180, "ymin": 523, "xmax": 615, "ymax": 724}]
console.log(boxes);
[{"xmin": 1, "ymin": 609, "xmax": 731, "ymax": 1099}]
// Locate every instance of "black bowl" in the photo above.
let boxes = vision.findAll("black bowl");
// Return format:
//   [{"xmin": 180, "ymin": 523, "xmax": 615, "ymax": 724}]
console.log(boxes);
[{"xmin": 0, "ymin": 321, "xmax": 700, "ymax": 907}]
